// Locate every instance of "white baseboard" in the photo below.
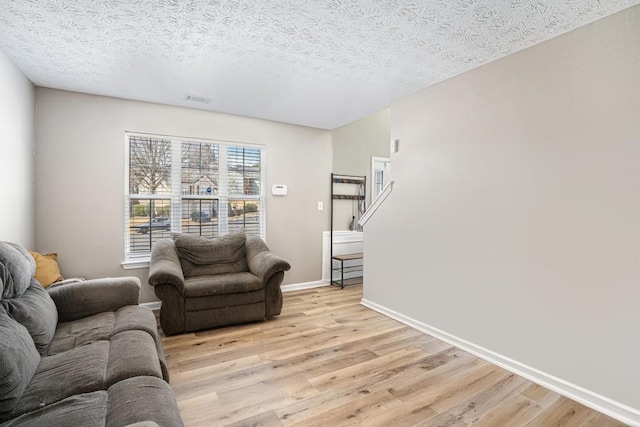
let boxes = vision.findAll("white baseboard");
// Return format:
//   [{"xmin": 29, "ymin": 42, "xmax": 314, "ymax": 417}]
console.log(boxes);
[
  {"xmin": 281, "ymin": 280, "xmax": 329, "ymax": 292},
  {"xmin": 360, "ymin": 298, "xmax": 640, "ymax": 427},
  {"xmin": 140, "ymin": 301, "xmax": 161, "ymax": 311}
]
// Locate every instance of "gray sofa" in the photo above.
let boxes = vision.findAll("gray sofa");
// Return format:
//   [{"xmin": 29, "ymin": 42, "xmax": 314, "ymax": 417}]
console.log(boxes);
[
  {"xmin": 0, "ymin": 241, "xmax": 183, "ymax": 427},
  {"xmin": 148, "ymin": 230, "xmax": 290, "ymax": 335}
]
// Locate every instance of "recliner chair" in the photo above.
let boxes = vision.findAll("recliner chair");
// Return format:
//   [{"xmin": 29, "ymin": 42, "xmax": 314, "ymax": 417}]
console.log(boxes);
[{"xmin": 148, "ymin": 230, "xmax": 291, "ymax": 335}]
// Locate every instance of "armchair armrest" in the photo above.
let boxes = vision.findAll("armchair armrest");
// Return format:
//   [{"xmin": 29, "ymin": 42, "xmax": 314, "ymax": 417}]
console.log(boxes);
[
  {"xmin": 246, "ymin": 235, "xmax": 291, "ymax": 283},
  {"xmin": 148, "ymin": 239, "xmax": 185, "ymax": 294},
  {"xmin": 47, "ymin": 277, "xmax": 140, "ymax": 322}
]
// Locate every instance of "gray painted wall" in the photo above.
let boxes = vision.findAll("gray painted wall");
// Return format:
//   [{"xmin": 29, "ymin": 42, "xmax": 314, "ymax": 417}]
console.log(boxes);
[
  {"xmin": 331, "ymin": 108, "xmax": 390, "ymax": 230},
  {"xmin": 34, "ymin": 89, "xmax": 331, "ymax": 303},
  {"xmin": 0, "ymin": 49, "xmax": 35, "ymax": 248},
  {"xmin": 364, "ymin": 5, "xmax": 640, "ymax": 412}
]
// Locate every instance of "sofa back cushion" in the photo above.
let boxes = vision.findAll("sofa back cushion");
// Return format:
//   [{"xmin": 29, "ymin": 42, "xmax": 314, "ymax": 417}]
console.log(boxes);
[
  {"xmin": 0, "ymin": 242, "xmax": 36, "ymax": 300},
  {"xmin": 1, "ymin": 280, "xmax": 58, "ymax": 355},
  {"xmin": 0, "ymin": 307, "xmax": 40, "ymax": 421},
  {"xmin": 0, "ymin": 242, "xmax": 58, "ymax": 356},
  {"xmin": 172, "ymin": 230, "xmax": 248, "ymax": 278}
]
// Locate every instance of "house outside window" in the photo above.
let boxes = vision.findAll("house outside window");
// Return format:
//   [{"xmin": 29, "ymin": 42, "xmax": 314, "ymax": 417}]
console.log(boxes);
[{"xmin": 125, "ymin": 133, "xmax": 265, "ymax": 261}]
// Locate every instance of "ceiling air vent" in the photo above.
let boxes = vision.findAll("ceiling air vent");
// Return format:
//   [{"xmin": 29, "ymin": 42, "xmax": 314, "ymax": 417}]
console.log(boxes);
[{"xmin": 184, "ymin": 94, "xmax": 211, "ymax": 103}]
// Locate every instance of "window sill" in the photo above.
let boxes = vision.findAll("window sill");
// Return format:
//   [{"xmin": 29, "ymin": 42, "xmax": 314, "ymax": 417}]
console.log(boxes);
[{"xmin": 121, "ymin": 258, "xmax": 150, "ymax": 270}]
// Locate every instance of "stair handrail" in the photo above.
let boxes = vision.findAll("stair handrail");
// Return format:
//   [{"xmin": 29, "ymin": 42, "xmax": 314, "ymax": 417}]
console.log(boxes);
[{"xmin": 358, "ymin": 180, "xmax": 394, "ymax": 228}]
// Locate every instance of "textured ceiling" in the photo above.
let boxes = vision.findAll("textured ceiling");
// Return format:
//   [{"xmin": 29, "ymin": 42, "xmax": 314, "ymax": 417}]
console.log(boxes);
[{"xmin": 1, "ymin": 1, "xmax": 638, "ymax": 129}]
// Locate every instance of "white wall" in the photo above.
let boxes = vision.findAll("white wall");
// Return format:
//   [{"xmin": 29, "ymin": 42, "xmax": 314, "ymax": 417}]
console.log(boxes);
[
  {"xmin": 364, "ymin": 5, "xmax": 640, "ymax": 419},
  {"xmin": 35, "ymin": 89, "xmax": 331, "ymax": 303},
  {"xmin": 0, "ymin": 49, "xmax": 35, "ymax": 248}
]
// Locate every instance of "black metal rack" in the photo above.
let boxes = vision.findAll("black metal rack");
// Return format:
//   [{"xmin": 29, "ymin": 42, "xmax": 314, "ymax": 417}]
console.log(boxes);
[{"xmin": 330, "ymin": 173, "xmax": 366, "ymax": 288}]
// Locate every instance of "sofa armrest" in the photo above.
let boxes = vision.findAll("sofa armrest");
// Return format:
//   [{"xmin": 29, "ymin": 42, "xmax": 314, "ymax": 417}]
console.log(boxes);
[
  {"xmin": 47, "ymin": 277, "xmax": 141, "ymax": 322},
  {"xmin": 246, "ymin": 235, "xmax": 291, "ymax": 284},
  {"xmin": 148, "ymin": 239, "xmax": 185, "ymax": 294},
  {"xmin": 48, "ymin": 277, "xmax": 87, "ymax": 287}
]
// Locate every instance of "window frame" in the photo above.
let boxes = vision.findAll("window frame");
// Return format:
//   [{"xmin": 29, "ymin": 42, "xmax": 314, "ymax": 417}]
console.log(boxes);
[{"xmin": 123, "ymin": 132, "xmax": 266, "ymax": 264}]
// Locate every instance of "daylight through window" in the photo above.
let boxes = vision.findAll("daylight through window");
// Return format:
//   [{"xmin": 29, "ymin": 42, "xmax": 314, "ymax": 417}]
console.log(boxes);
[{"xmin": 125, "ymin": 133, "xmax": 265, "ymax": 259}]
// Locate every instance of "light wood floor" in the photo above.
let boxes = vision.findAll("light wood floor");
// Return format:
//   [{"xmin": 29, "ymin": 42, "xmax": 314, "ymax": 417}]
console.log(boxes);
[{"xmin": 161, "ymin": 285, "xmax": 625, "ymax": 427}]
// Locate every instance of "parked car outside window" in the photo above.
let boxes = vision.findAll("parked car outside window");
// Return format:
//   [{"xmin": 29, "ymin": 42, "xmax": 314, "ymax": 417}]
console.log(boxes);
[
  {"xmin": 190, "ymin": 211, "xmax": 211, "ymax": 222},
  {"xmin": 135, "ymin": 217, "xmax": 170, "ymax": 234}
]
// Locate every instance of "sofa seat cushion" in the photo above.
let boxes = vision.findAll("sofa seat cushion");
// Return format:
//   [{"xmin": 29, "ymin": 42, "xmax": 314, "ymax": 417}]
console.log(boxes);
[
  {"xmin": 1, "ymin": 377, "xmax": 183, "ymax": 427},
  {"xmin": 48, "ymin": 312, "xmax": 115, "ymax": 354},
  {"xmin": 13, "ymin": 340, "xmax": 109, "ymax": 417},
  {"xmin": 105, "ymin": 330, "xmax": 162, "ymax": 386},
  {"xmin": 184, "ymin": 272, "xmax": 262, "ymax": 297},
  {"xmin": 0, "ymin": 391, "xmax": 108, "ymax": 427},
  {"xmin": 48, "ymin": 305, "xmax": 158, "ymax": 355},
  {"xmin": 9, "ymin": 332, "xmax": 163, "ymax": 419}
]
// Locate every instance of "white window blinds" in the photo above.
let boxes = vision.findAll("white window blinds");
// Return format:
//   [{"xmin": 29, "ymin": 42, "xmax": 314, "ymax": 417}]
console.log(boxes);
[{"xmin": 124, "ymin": 133, "xmax": 266, "ymax": 260}]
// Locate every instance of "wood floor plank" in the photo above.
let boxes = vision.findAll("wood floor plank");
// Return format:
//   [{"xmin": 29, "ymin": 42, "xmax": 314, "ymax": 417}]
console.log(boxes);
[
  {"xmin": 161, "ymin": 284, "xmax": 626, "ymax": 427},
  {"xmin": 259, "ymin": 323, "xmax": 406, "ymax": 362},
  {"xmin": 225, "ymin": 410, "xmax": 284, "ymax": 427},
  {"xmin": 585, "ymin": 412, "xmax": 632, "ymax": 427},
  {"xmin": 524, "ymin": 398, "xmax": 603, "ymax": 427},
  {"xmin": 215, "ymin": 349, "xmax": 379, "ymax": 405},
  {"xmin": 360, "ymin": 399, "xmax": 438, "ymax": 427},
  {"xmin": 421, "ymin": 373, "xmax": 531, "ymax": 426},
  {"xmin": 521, "ymin": 383, "xmax": 562, "ymax": 410},
  {"xmin": 285, "ymin": 389, "xmax": 400, "ymax": 427},
  {"xmin": 371, "ymin": 329, "xmax": 453, "ymax": 357},
  {"xmin": 470, "ymin": 395, "xmax": 542, "ymax": 426},
  {"xmin": 308, "ymin": 347, "xmax": 426, "ymax": 391},
  {"xmin": 171, "ymin": 354, "xmax": 263, "ymax": 384}
]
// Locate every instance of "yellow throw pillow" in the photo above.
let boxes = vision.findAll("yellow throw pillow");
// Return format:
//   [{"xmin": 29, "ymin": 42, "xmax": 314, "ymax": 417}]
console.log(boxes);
[{"xmin": 29, "ymin": 251, "xmax": 64, "ymax": 288}]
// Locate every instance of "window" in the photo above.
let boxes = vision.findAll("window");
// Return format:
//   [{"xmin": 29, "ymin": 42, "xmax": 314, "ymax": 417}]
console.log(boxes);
[
  {"xmin": 371, "ymin": 156, "xmax": 390, "ymax": 202},
  {"xmin": 125, "ymin": 133, "xmax": 265, "ymax": 260}
]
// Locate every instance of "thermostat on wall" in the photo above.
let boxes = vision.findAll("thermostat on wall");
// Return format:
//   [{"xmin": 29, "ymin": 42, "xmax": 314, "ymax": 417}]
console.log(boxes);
[{"xmin": 271, "ymin": 184, "xmax": 288, "ymax": 196}]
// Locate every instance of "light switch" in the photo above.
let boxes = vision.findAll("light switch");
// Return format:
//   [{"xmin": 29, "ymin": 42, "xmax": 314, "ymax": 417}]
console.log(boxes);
[{"xmin": 317, "ymin": 201, "xmax": 323, "ymax": 211}]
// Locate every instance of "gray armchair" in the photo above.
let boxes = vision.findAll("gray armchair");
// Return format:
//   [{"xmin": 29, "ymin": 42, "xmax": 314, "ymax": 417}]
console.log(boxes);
[{"xmin": 148, "ymin": 230, "xmax": 291, "ymax": 335}]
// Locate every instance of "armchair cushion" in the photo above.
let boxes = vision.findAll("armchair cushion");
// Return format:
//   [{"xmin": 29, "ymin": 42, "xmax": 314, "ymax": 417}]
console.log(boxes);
[
  {"xmin": 184, "ymin": 272, "xmax": 262, "ymax": 298},
  {"xmin": 172, "ymin": 230, "xmax": 247, "ymax": 277}
]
